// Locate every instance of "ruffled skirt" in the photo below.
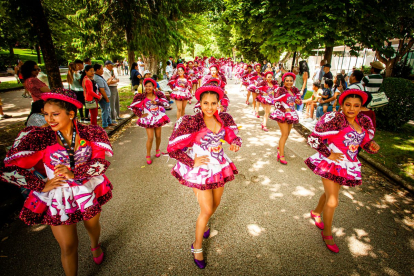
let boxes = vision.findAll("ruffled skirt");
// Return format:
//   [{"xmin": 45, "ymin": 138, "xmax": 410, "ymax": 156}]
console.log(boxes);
[
  {"xmin": 171, "ymin": 88, "xmax": 192, "ymax": 101},
  {"xmin": 247, "ymin": 84, "xmax": 259, "ymax": 93},
  {"xmin": 171, "ymin": 152, "xmax": 238, "ymax": 190},
  {"xmin": 137, "ymin": 110, "xmax": 170, "ymax": 128},
  {"xmin": 257, "ymin": 94, "xmax": 274, "ymax": 105},
  {"xmin": 269, "ymin": 109, "xmax": 299, "ymax": 124},
  {"xmin": 20, "ymin": 175, "xmax": 113, "ymax": 226}
]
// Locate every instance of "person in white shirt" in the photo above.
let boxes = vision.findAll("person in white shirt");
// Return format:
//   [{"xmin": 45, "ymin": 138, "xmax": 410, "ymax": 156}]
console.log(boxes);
[
  {"xmin": 138, "ymin": 57, "xmax": 145, "ymax": 75},
  {"xmin": 165, "ymin": 61, "xmax": 173, "ymax": 80},
  {"xmin": 103, "ymin": 60, "xmax": 121, "ymax": 122}
]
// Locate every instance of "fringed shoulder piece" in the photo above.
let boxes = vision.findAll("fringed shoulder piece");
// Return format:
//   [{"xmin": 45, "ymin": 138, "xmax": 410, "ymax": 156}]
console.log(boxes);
[
  {"xmin": 4, "ymin": 126, "xmax": 55, "ymax": 164},
  {"xmin": 313, "ymin": 112, "xmax": 348, "ymax": 137},
  {"xmin": 77, "ymin": 124, "xmax": 113, "ymax": 157},
  {"xmin": 219, "ymin": 112, "xmax": 242, "ymax": 147},
  {"xmin": 357, "ymin": 113, "xmax": 375, "ymax": 140}
]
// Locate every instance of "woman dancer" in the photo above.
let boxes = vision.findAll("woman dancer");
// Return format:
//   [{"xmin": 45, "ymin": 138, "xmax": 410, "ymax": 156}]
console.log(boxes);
[
  {"xmin": 270, "ymin": 72, "xmax": 302, "ymax": 164},
  {"xmin": 167, "ymin": 83, "xmax": 242, "ymax": 269},
  {"xmin": 129, "ymin": 78, "xmax": 170, "ymax": 164},
  {"xmin": 202, "ymin": 64, "xmax": 227, "ymax": 86},
  {"xmin": 305, "ymin": 89, "xmax": 379, "ymax": 253},
  {"xmin": 168, "ymin": 64, "xmax": 192, "ymax": 120},
  {"xmin": 247, "ymin": 63, "xmax": 263, "ymax": 118},
  {"xmin": 193, "ymin": 78, "xmax": 230, "ymax": 114},
  {"xmin": 0, "ymin": 88, "xmax": 113, "ymax": 275},
  {"xmin": 256, "ymin": 71, "xmax": 278, "ymax": 131},
  {"xmin": 241, "ymin": 64, "xmax": 252, "ymax": 104},
  {"xmin": 187, "ymin": 61, "xmax": 198, "ymax": 96}
]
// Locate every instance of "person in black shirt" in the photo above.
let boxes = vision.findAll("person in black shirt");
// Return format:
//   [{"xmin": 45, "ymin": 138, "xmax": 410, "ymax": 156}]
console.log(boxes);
[{"xmin": 322, "ymin": 64, "xmax": 333, "ymax": 85}]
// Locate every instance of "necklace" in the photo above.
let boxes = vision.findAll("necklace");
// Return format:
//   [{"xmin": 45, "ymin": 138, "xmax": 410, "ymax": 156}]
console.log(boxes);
[{"xmin": 56, "ymin": 125, "xmax": 77, "ymax": 171}]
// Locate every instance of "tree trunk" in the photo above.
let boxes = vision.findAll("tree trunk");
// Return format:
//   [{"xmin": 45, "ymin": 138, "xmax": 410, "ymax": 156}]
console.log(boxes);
[
  {"xmin": 281, "ymin": 52, "xmax": 292, "ymax": 63},
  {"xmin": 24, "ymin": 0, "xmax": 62, "ymax": 88},
  {"xmin": 9, "ymin": 44, "xmax": 14, "ymax": 57},
  {"xmin": 125, "ymin": 28, "xmax": 135, "ymax": 67},
  {"xmin": 35, "ymin": 44, "xmax": 41, "ymax": 64},
  {"xmin": 324, "ymin": 46, "xmax": 334, "ymax": 64}
]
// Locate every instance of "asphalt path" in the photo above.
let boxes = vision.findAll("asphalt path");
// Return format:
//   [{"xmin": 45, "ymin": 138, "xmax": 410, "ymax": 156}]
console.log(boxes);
[{"xmin": 0, "ymin": 79, "xmax": 413, "ymax": 276}]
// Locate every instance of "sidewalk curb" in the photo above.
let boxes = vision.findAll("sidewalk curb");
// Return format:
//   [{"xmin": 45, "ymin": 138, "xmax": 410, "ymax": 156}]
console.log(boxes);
[
  {"xmin": 0, "ymin": 112, "xmax": 136, "ymax": 227},
  {"xmin": 293, "ymin": 123, "xmax": 414, "ymax": 194},
  {"xmin": 0, "ymin": 86, "xmax": 24, "ymax": 93}
]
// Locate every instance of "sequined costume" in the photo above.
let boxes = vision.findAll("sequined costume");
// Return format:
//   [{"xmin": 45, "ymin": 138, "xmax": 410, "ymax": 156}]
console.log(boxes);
[
  {"xmin": 256, "ymin": 80, "xmax": 279, "ymax": 105},
  {"xmin": 247, "ymin": 71, "xmax": 263, "ymax": 93},
  {"xmin": 168, "ymin": 76, "xmax": 193, "ymax": 101},
  {"xmin": 0, "ymin": 123, "xmax": 113, "ymax": 226},
  {"xmin": 305, "ymin": 112, "xmax": 377, "ymax": 186},
  {"xmin": 269, "ymin": 86, "xmax": 302, "ymax": 124},
  {"xmin": 128, "ymin": 91, "xmax": 170, "ymax": 128},
  {"xmin": 241, "ymin": 70, "xmax": 250, "ymax": 87},
  {"xmin": 201, "ymin": 73, "xmax": 227, "ymax": 87},
  {"xmin": 167, "ymin": 112, "xmax": 242, "ymax": 190}
]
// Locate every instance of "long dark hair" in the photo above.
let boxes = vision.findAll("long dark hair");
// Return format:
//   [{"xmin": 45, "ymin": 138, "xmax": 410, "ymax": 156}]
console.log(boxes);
[
  {"xmin": 130, "ymin": 62, "xmax": 138, "ymax": 77},
  {"xmin": 21, "ymin": 60, "xmax": 37, "ymax": 81},
  {"xmin": 298, "ymin": 61, "xmax": 309, "ymax": 76},
  {"xmin": 25, "ymin": 100, "xmax": 44, "ymax": 126},
  {"xmin": 334, "ymin": 74, "xmax": 346, "ymax": 91},
  {"xmin": 80, "ymin": 65, "xmax": 97, "ymax": 92}
]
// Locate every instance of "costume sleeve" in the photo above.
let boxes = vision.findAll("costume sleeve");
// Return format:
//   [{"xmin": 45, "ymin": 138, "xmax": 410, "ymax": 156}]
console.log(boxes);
[
  {"xmin": 167, "ymin": 115, "xmax": 196, "ymax": 167},
  {"xmin": 358, "ymin": 114, "xmax": 378, "ymax": 154},
  {"xmin": 73, "ymin": 126, "xmax": 112, "ymax": 181},
  {"xmin": 155, "ymin": 92, "xmax": 170, "ymax": 107},
  {"xmin": 168, "ymin": 76, "xmax": 177, "ymax": 89},
  {"xmin": 307, "ymin": 112, "xmax": 347, "ymax": 158},
  {"xmin": 220, "ymin": 113, "xmax": 242, "ymax": 147},
  {"xmin": 220, "ymin": 94, "xmax": 229, "ymax": 108},
  {"xmin": 292, "ymin": 87, "xmax": 303, "ymax": 105},
  {"xmin": 1, "ymin": 127, "xmax": 54, "ymax": 192},
  {"xmin": 128, "ymin": 93, "xmax": 146, "ymax": 117}
]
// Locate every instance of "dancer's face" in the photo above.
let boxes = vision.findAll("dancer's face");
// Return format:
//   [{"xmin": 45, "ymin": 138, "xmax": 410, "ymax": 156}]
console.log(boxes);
[
  {"xmin": 178, "ymin": 68, "xmax": 184, "ymax": 77},
  {"xmin": 266, "ymin": 74, "xmax": 273, "ymax": 82},
  {"xmin": 201, "ymin": 93, "xmax": 219, "ymax": 118},
  {"xmin": 255, "ymin": 66, "xmax": 261, "ymax": 73},
  {"xmin": 210, "ymin": 67, "xmax": 218, "ymax": 76},
  {"xmin": 284, "ymin": 76, "xmax": 294, "ymax": 88},
  {"xmin": 145, "ymin": 82, "xmax": 154, "ymax": 94},
  {"xmin": 342, "ymin": 97, "xmax": 362, "ymax": 120},
  {"xmin": 44, "ymin": 103, "xmax": 74, "ymax": 132}
]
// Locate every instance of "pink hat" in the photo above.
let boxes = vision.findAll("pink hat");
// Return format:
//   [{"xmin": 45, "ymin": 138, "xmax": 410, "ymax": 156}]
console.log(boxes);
[
  {"xmin": 41, "ymin": 88, "xmax": 83, "ymax": 109},
  {"xmin": 264, "ymin": 71, "xmax": 274, "ymax": 77},
  {"xmin": 195, "ymin": 84, "xmax": 224, "ymax": 101},
  {"xmin": 282, "ymin": 72, "xmax": 296, "ymax": 81},
  {"xmin": 209, "ymin": 64, "xmax": 220, "ymax": 71},
  {"xmin": 246, "ymin": 64, "xmax": 253, "ymax": 69},
  {"xmin": 143, "ymin": 78, "xmax": 157, "ymax": 87},
  {"xmin": 205, "ymin": 78, "xmax": 225, "ymax": 89},
  {"xmin": 187, "ymin": 61, "xmax": 194, "ymax": 65},
  {"xmin": 255, "ymin": 63, "xmax": 262, "ymax": 68},
  {"xmin": 338, "ymin": 89, "xmax": 368, "ymax": 105},
  {"xmin": 177, "ymin": 64, "xmax": 185, "ymax": 71}
]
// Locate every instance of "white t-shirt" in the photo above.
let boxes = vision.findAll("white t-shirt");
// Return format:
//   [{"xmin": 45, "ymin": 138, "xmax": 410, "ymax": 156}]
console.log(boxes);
[
  {"xmin": 138, "ymin": 61, "xmax": 144, "ymax": 70},
  {"xmin": 103, "ymin": 67, "xmax": 118, "ymax": 87}
]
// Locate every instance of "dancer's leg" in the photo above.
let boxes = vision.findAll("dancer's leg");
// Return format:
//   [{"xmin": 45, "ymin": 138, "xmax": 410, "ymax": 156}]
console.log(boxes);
[
  {"xmin": 83, "ymin": 213, "xmax": 102, "ymax": 258},
  {"xmin": 51, "ymin": 224, "xmax": 78, "ymax": 276}
]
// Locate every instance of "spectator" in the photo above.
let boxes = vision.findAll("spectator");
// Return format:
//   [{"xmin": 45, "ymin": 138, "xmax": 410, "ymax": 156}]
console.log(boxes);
[
  {"xmin": 320, "ymin": 79, "xmax": 334, "ymax": 114},
  {"xmin": 94, "ymin": 63, "xmax": 117, "ymax": 130},
  {"xmin": 312, "ymin": 65, "xmax": 320, "ymax": 83},
  {"xmin": 318, "ymin": 59, "xmax": 327, "ymax": 81},
  {"xmin": 296, "ymin": 60, "xmax": 309, "ymax": 112},
  {"xmin": 25, "ymin": 99, "xmax": 47, "ymax": 127},
  {"xmin": 303, "ymin": 82, "xmax": 322, "ymax": 121},
  {"xmin": 72, "ymin": 59, "xmax": 89, "ymax": 123},
  {"xmin": 261, "ymin": 60, "xmax": 267, "ymax": 73},
  {"xmin": 341, "ymin": 69, "xmax": 348, "ymax": 84},
  {"xmin": 124, "ymin": 58, "xmax": 129, "ymax": 75},
  {"xmin": 321, "ymin": 63, "xmax": 333, "ymax": 85},
  {"xmin": 81, "ymin": 65, "xmax": 101, "ymax": 125},
  {"xmin": 315, "ymin": 79, "xmax": 342, "ymax": 120},
  {"xmin": 15, "ymin": 60, "xmax": 30, "ymax": 98},
  {"xmin": 347, "ymin": 70, "xmax": 364, "ymax": 90},
  {"xmin": 360, "ymin": 61, "xmax": 385, "ymax": 128},
  {"xmin": 143, "ymin": 70, "xmax": 152, "ymax": 79},
  {"xmin": 264, "ymin": 63, "xmax": 273, "ymax": 73},
  {"xmin": 84, "ymin": 58, "xmax": 92, "ymax": 66},
  {"xmin": 151, "ymin": 74, "xmax": 161, "ymax": 89},
  {"xmin": 169, "ymin": 56, "xmax": 176, "ymax": 69},
  {"xmin": 116, "ymin": 60, "xmax": 122, "ymax": 76},
  {"xmin": 334, "ymin": 73, "xmax": 347, "ymax": 91},
  {"xmin": 103, "ymin": 60, "xmax": 121, "ymax": 122},
  {"xmin": 347, "ymin": 66, "xmax": 356, "ymax": 83},
  {"xmin": 138, "ymin": 57, "xmax": 145, "ymax": 75},
  {"xmin": 21, "ymin": 60, "xmax": 50, "ymax": 102},
  {"xmin": 130, "ymin": 62, "xmax": 142, "ymax": 93},
  {"xmin": 165, "ymin": 61, "xmax": 173, "ymax": 80}
]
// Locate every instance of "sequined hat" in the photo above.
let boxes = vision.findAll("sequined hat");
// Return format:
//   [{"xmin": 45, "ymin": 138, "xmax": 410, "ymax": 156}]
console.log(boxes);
[
  {"xmin": 282, "ymin": 72, "xmax": 296, "ymax": 81},
  {"xmin": 176, "ymin": 64, "xmax": 186, "ymax": 71},
  {"xmin": 41, "ymin": 88, "xmax": 83, "ymax": 109},
  {"xmin": 338, "ymin": 89, "xmax": 368, "ymax": 105},
  {"xmin": 209, "ymin": 64, "xmax": 220, "ymax": 71},
  {"xmin": 143, "ymin": 78, "xmax": 157, "ymax": 87},
  {"xmin": 195, "ymin": 84, "xmax": 225, "ymax": 101},
  {"xmin": 264, "ymin": 71, "xmax": 274, "ymax": 77}
]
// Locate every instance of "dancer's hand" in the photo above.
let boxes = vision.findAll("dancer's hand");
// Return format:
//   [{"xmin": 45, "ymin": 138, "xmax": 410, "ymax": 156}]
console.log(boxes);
[
  {"xmin": 151, "ymin": 100, "xmax": 157, "ymax": 104},
  {"xmin": 286, "ymin": 108, "xmax": 291, "ymax": 112},
  {"xmin": 194, "ymin": 154, "xmax": 209, "ymax": 167},
  {"xmin": 369, "ymin": 141, "xmax": 380, "ymax": 152},
  {"xmin": 328, "ymin": 152, "xmax": 344, "ymax": 162},
  {"xmin": 42, "ymin": 175, "xmax": 66, "ymax": 192},
  {"xmin": 54, "ymin": 165, "xmax": 74, "ymax": 179},
  {"xmin": 229, "ymin": 143, "xmax": 240, "ymax": 152},
  {"xmin": 140, "ymin": 113, "xmax": 148, "ymax": 118},
  {"xmin": 294, "ymin": 98, "xmax": 301, "ymax": 104}
]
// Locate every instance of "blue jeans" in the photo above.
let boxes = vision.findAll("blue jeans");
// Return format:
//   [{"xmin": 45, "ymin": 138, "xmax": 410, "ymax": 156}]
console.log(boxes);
[
  {"xmin": 316, "ymin": 105, "xmax": 339, "ymax": 119},
  {"xmin": 296, "ymin": 88, "xmax": 307, "ymax": 112},
  {"xmin": 99, "ymin": 99, "xmax": 112, "ymax": 127}
]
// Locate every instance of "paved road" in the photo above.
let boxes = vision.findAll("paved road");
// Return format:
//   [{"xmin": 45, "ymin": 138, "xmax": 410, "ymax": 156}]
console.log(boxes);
[{"xmin": 0, "ymin": 79, "xmax": 413, "ymax": 275}]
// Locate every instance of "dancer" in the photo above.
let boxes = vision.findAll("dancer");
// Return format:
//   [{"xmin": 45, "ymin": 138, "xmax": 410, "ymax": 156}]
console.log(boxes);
[
  {"xmin": 129, "ymin": 78, "xmax": 170, "ymax": 164},
  {"xmin": 256, "ymin": 71, "xmax": 278, "ymax": 131},
  {"xmin": 193, "ymin": 78, "xmax": 230, "ymax": 113},
  {"xmin": 305, "ymin": 89, "xmax": 380, "ymax": 253},
  {"xmin": 241, "ymin": 64, "xmax": 252, "ymax": 104},
  {"xmin": 168, "ymin": 64, "xmax": 192, "ymax": 120},
  {"xmin": 167, "ymin": 83, "xmax": 242, "ymax": 269},
  {"xmin": 187, "ymin": 61, "xmax": 198, "ymax": 97},
  {"xmin": 247, "ymin": 63, "xmax": 264, "ymax": 118},
  {"xmin": 0, "ymin": 88, "xmax": 113, "ymax": 276},
  {"xmin": 270, "ymin": 72, "xmax": 302, "ymax": 164},
  {"xmin": 202, "ymin": 64, "xmax": 227, "ymax": 86}
]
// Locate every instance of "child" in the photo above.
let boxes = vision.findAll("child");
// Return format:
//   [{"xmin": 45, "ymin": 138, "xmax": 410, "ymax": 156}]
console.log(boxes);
[
  {"xmin": 321, "ymin": 79, "xmax": 333, "ymax": 114},
  {"xmin": 303, "ymin": 82, "xmax": 322, "ymax": 121}
]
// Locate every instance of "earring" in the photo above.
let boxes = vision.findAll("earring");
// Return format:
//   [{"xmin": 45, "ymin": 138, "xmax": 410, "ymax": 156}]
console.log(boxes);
[{"xmin": 70, "ymin": 118, "xmax": 73, "ymax": 120}]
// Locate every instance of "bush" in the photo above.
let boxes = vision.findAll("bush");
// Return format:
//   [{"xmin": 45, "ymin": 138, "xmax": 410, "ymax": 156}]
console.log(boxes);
[
  {"xmin": 376, "ymin": 77, "xmax": 414, "ymax": 131},
  {"xmin": 91, "ymin": 60, "xmax": 104, "ymax": 65},
  {"xmin": 38, "ymin": 63, "xmax": 47, "ymax": 73}
]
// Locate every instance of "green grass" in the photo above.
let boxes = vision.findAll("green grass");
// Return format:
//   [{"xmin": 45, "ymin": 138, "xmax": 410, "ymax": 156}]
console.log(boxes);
[
  {"xmin": 0, "ymin": 80, "xmax": 23, "ymax": 90},
  {"xmin": 0, "ymin": 48, "xmax": 44, "ymax": 63},
  {"xmin": 370, "ymin": 123, "xmax": 414, "ymax": 184},
  {"xmin": 118, "ymin": 86, "xmax": 134, "ymax": 113},
  {"xmin": 304, "ymin": 89, "xmax": 313, "ymax": 100}
]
